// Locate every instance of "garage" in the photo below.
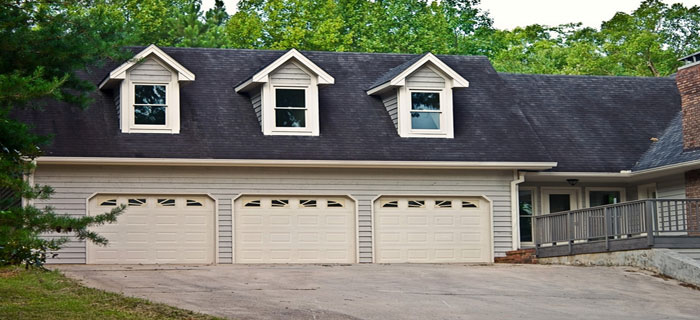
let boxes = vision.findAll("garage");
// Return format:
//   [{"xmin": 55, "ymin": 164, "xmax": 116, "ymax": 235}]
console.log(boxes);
[
  {"xmin": 87, "ymin": 195, "xmax": 216, "ymax": 264},
  {"xmin": 234, "ymin": 196, "xmax": 356, "ymax": 263},
  {"xmin": 374, "ymin": 197, "xmax": 491, "ymax": 263}
]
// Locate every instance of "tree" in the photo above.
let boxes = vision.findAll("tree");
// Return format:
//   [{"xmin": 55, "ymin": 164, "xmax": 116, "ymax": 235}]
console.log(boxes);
[{"xmin": 0, "ymin": 0, "xmax": 127, "ymax": 267}]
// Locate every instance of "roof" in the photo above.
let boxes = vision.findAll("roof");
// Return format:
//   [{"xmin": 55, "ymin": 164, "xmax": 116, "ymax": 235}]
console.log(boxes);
[
  {"xmin": 14, "ymin": 47, "xmax": 552, "ymax": 164},
  {"xmin": 634, "ymin": 112, "xmax": 700, "ymax": 170},
  {"xmin": 234, "ymin": 48, "xmax": 334, "ymax": 92},
  {"xmin": 368, "ymin": 53, "xmax": 426, "ymax": 90},
  {"xmin": 13, "ymin": 47, "xmax": 684, "ymax": 171},
  {"xmin": 500, "ymin": 73, "xmax": 680, "ymax": 172}
]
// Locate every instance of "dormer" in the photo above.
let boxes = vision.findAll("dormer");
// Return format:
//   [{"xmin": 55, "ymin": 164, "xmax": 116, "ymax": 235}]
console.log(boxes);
[
  {"xmin": 235, "ymin": 49, "xmax": 334, "ymax": 136},
  {"xmin": 367, "ymin": 53, "xmax": 469, "ymax": 138},
  {"xmin": 99, "ymin": 45, "xmax": 195, "ymax": 134}
]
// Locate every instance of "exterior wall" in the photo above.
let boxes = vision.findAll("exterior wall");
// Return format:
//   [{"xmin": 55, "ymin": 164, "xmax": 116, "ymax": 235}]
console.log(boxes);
[
  {"xmin": 251, "ymin": 90, "xmax": 262, "ymax": 125},
  {"xmin": 129, "ymin": 58, "xmax": 172, "ymax": 82},
  {"xmin": 677, "ymin": 63, "xmax": 700, "ymax": 150},
  {"xmin": 34, "ymin": 165, "xmax": 515, "ymax": 264},
  {"xmin": 380, "ymin": 90, "xmax": 398, "ymax": 129},
  {"xmin": 656, "ymin": 173, "xmax": 686, "ymax": 199},
  {"xmin": 270, "ymin": 62, "xmax": 311, "ymax": 86},
  {"xmin": 406, "ymin": 66, "xmax": 446, "ymax": 89}
]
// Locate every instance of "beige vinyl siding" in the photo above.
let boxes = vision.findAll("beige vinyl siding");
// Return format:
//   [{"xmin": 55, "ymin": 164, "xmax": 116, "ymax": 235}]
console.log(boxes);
[
  {"xmin": 113, "ymin": 86, "xmax": 121, "ymax": 130},
  {"xmin": 251, "ymin": 90, "xmax": 262, "ymax": 125},
  {"xmin": 380, "ymin": 91, "xmax": 398, "ymax": 129},
  {"xmin": 33, "ymin": 165, "xmax": 514, "ymax": 264},
  {"xmin": 406, "ymin": 66, "xmax": 445, "ymax": 89},
  {"xmin": 656, "ymin": 173, "xmax": 686, "ymax": 199},
  {"xmin": 270, "ymin": 62, "xmax": 311, "ymax": 86},
  {"xmin": 129, "ymin": 58, "xmax": 172, "ymax": 82}
]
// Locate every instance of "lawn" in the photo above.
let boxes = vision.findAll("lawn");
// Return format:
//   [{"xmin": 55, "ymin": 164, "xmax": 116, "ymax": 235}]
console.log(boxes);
[{"xmin": 0, "ymin": 266, "xmax": 222, "ymax": 320}]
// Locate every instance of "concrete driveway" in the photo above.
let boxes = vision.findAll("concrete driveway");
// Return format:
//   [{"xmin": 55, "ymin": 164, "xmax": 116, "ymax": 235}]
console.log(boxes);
[{"xmin": 57, "ymin": 264, "xmax": 700, "ymax": 320}]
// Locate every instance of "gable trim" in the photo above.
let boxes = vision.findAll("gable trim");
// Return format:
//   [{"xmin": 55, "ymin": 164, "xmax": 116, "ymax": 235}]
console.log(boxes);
[
  {"xmin": 235, "ymin": 49, "xmax": 334, "ymax": 93},
  {"xmin": 99, "ymin": 44, "xmax": 195, "ymax": 89}
]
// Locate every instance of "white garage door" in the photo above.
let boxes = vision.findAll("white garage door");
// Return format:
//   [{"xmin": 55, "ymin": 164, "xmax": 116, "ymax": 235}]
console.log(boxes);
[
  {"xmin": 87, "ymin": 195, "xmax": 215, "ymax": 264},
  {"xmin": 374, "ymin": 197, "xmax": 491, "ymax": 263},
  {"xmin": 235, "ymin": 196, "xmax": 356, "ymax": 263}
]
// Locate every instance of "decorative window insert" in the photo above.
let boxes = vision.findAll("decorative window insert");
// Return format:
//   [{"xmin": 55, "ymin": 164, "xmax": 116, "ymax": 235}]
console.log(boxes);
[
  {"xmin": 275, "ymin": 89, "xmax": 307, "ymax": 128},
  {"xmin": 158, "ymin": 198, "xmax": 176, "ymax": 207},
  {"xmin": 271, "ymin": 199, "xmax": 290, "ymax": 208},
  {"xmin": 133, "ymin": 84, "xmax": 167, "ymax": 125},
  {"xmin": 186, "ymin": 199, "xmax": 203, "ymax": 207},
  {"xmin": 408, "ymin": 200, "xmax": 425, "ymax": 208},
  {"xmin": 381, "ymin": 200, "xmax": 398, "ymax": 208},
  {"xmin": 300, "ymin": 199, "xmax": 317, "ymax": 208},
  {"xmin": 435, "ymin": 200, "xmax": 452, "ymax": 208},
  {"xmin": 128, "ymin": 198, "xmax": 146, "ymax": 207},
  {"xmin": 100, "ymin": 199, "xmax": 117, "ymax": 206},
  {"xmin": 244, "ymin": 200, "xmax": 261, "ymax": 207},
  {"xmin": 410, "ymin": 91, "xmax": 441, "ymax": 130},
  {"xmin": 462, "ymin": 200, "xmax": 478, "ymax": 208},
  {"xmin": 327, "ymin": 199, "xmax": 344, "ymax": 208}
]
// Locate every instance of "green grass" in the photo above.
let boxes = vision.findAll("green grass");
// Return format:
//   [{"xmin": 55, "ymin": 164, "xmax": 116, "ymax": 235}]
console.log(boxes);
[{"xmin": 0, "ymin": 266, "xmax": 223, "ymax": 320}]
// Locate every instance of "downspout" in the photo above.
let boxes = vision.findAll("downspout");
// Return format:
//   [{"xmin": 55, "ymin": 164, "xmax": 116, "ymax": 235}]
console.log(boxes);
[{"xmin": 510, "ymin": 170, "xmax": 526, "ymax": 250}]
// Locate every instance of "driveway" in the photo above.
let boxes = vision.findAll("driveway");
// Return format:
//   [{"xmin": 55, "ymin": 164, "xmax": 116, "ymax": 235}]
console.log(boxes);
[{"xmin": 57, "ymin": 264, "xmax": 700, "ymax": 320}]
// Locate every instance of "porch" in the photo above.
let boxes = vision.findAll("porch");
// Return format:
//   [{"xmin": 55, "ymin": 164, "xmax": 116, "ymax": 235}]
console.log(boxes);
[{"xmin": 535, "ymin": 199, "xmax": 700, "ymax": 258}]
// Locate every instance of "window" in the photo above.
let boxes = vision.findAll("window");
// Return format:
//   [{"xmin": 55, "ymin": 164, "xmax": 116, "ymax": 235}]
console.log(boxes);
[
  {"xmin": 462, "ymin": 201, "xmax": 478, "ymax": 208},
  {"xmin": 410, "ymin": 92, "xmax": 441, "ymax": 130},
  {"xmin": 435, "ymin": 200, "xmax": 452, "ymax": 208},
  {"xmin": 589, "ymin": 190, "xmax": 621, "ymax": 207},
  {"xmin": 275, "ymin": 89, "xmax": 306, "ymax": 128},
  {"xmin": 327, "ymin": 200, "xmax": 344, "ymax": 208},
  {"xmin": 186, "ymin": 199, "xmax": 203, "ymax": 207},
  {"xmin": 157, "ymin": 198, "xmax": 175, "ymax": 207},
  {"xmin": 300, "ymin": 199, "xmax": 317, "ymax": 208},
  {"xmin": 382, "ymin": 200, "xmax": 398, "ymax": 208},
  {"xmin": 244, "ymin": 200, "xmax": 261, "ymax": 207},
  {"xmin": 519, "ymin": 189, "xmax": 534, "ymax": 243},
  {"xmin": 100, "ymin": 199, "xmax": 117, "ymax": 206},
  {"xmin": 408, "ymin": 200, "xmax": 425, "ymax": 208},
  {"xmin": 134, "ymin": 85, "xmax": 167, "ymax": 125},
  {"xmin": 128, "ymin": 198, "xmax": 146, "ymax": 207},
  {"xmin": 271, "ymin": 199, "xmax": 289, "ymax": 208}
]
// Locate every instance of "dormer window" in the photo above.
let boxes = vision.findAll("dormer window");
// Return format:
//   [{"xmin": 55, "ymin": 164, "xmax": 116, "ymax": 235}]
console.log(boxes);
[
  {"xmin": 99, "ymin": 45, "xmax": 195, "ymax": 134},
  {"xmin": 235, "ymin": 49, "xmax": 334, "ymax": 136},
  {"xmin": 134, "ymin": 84, "xmax": 167, "ymax": 125},
  {"xmin": 367, "ymin": 53, "xmax": 468, "ymax": 138},
  {"xmin": 275, "ymin": 88, "xmax": 307, "ymax": 128}
]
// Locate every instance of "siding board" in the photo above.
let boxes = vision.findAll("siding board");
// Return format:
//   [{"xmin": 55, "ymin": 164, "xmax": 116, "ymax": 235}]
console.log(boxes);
[{"xmin": 35, "ymin": 165, "xmax": 514, "ymax": 264}]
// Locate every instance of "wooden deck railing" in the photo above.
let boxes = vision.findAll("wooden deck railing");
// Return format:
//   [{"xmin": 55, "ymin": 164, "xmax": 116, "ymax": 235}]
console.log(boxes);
[{"xmin": 534, "ymin": 199, "xmax": 700, "ymax": 257}]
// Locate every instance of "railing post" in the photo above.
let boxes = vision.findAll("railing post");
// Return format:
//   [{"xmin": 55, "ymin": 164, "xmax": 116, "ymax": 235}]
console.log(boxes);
[
  {"xmin": 604, "ymin": 206, "xmax": 610, "ymax": 251},
  {"xmin": 646, "ymin": 200, "xmax": 655, "ymax": 247},
  {"xmin": 567, "ymin": 211, "xmax": 573, "ymax": 255}
]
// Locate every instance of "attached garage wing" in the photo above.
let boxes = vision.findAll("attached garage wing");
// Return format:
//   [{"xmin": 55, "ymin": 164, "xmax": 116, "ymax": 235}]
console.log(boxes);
[
  {"xmin": 234, "ymin": 196, "xmax": 356, "ymax": 263},
  {"xmin": 374, "ymin": 197, "xmax": 492, "ymax": 263},
  {"xmin": 87, "ymin": 195, "xmax": 216, "ymax": 264}
]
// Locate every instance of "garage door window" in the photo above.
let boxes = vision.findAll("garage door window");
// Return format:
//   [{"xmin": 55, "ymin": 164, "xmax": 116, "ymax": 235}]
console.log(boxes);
[
  {"xmin": 158, "ymin": 198, "xmax": 175, "ymax": 206},
  {"xmin": 128, "ymin": 198, "xmax": 146, "ymax": 206},
  {"xmin": 381, "ymin": 200, "xmax": 398, "ymax": 208},
  {"xmin": 462, "ymin": 200, "xmax": 478, "ymax": 208},
  {"xmin": 244, "ymin": 200, "xmax": 261, "ymax": 207},
  {"xmin": 408, "ymin": 200, "xmax": 425, "ymax": 208},
  {"xmin": 100, "ymin": 199, "xmax": 117, "ymax": 206},
  {"xmin": 327, "ymin": 199, "xmax": 344, "ymax": 208},
  {"xmin": 300, "ymin": 199, "xmax": 317, "ymax": 208},
  {"xmin": 435, "ymin": 200, "xmax": 452, "ymax": 208},
  {"xmin": 272, "ymin": 199, "xmax": 290, "ymax": 207},
  {"xmin": 186, "ymin": 199, "xmax": 204, "ymax": 207}
]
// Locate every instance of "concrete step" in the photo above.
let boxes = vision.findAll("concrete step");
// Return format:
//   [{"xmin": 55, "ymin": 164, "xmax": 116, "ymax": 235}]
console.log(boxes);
[{"xmin": 673, "ymin": 249, "xmax": 700, "ymax": 261}]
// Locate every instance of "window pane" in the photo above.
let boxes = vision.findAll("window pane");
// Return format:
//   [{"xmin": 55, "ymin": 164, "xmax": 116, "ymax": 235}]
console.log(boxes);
[
  {"xmin": 276, "ymin": 89, "xmax": 305, "ymax": 108},
  {"xmin": 549, "ymin": 194, "xmax": 571, "ymax": 213},
  {"xmin": 411, "ymin": 92, "xmax": 440, "ymax": 111},
  {"xmin": 134, "ymin": 105, "xmax": 166, "ymax": 125},
  {"xmin": 135, "ymin": 85, "xmax": 166, "ymax": 104},
  {"xmin": 589, "ymin": 191, "xmax": 621, "ymax": 207},
  {"xmin": 519, "ymin": 190, "xmax": 534, "ymax": 243},
  {"xmin": 411, "ymin": 112, "xmax": 440, "ymax": 129},
  {"xmin": 276, "ymin": 109, "xmax": 306, "ymax": 127},
  {"xmin": 520, "ymin": 216, "xmax": 533, "ymax": 242}
]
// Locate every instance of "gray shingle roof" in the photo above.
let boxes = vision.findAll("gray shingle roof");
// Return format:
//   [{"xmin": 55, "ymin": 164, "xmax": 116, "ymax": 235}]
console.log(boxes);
[
  {"xmin": 633, "ymin": 112, "xmax": 700, "ymax": 170},
  {"xmin": 368, "ymin": 53, "xmax": 426, "ymax": 90},
  {"xmin": 13, "ymin": 47, "xmax": 684, "ymax": 172}
]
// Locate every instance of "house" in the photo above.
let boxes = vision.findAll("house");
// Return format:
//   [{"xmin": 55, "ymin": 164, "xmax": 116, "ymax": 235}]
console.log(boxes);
[{"xmin": 15, "ymin": 45, "xmax": 700, "ymax": 265}]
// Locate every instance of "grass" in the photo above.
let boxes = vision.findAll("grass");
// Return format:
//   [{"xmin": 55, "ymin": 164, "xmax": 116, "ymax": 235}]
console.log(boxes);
[{"xmin": 0, "ymin": 266, "xmax": 223, "ymax": 320}]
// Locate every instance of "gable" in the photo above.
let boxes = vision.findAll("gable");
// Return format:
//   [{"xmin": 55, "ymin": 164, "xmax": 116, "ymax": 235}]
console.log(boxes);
[
  {"xmin": 270, "ymin": 61, "xmax": 311, "ymax": 86},
  {"xmin": 129, "ymin": 57, "xmax": 172, "ymax": 82},
  {"xmin": 406, "ymin": 65, "xmax": 445, "ymax": 89}
]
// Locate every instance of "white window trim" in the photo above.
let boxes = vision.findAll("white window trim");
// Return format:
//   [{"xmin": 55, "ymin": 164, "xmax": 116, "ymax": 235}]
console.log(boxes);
[
  {"xmin": 518, "ymin": 186, "xmax": 537, "ymax": 248},
  {"xmin": 120, "ymin": 58, "xmax": 181, "ymax": 134},
  {"xmin": 397, "ymin": 66, "xmax": 454, "ymax": 139},
  {"xmin": 270, "ymin": 86, "xmax": 312, "ymax": 133},
  {"xmin": 405, "ymin": 88, "xmax": 449, "ymax": 135},
  {"xmin": 584, "ymin": 187, "xmax": 627, "ymax": 207},
  {"xmin": 260, "ymin": 63, "xmax": 320, "ymax": 136}
]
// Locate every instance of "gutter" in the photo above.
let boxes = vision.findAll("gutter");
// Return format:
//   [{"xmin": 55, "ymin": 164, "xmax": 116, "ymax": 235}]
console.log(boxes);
[
  {"xmin": 34, "ymin": 157, "xmax": 558, "ymax": 170},
  {"xmin": 527, "ymin": 159, "xmax": 700, "ymax": 182}
]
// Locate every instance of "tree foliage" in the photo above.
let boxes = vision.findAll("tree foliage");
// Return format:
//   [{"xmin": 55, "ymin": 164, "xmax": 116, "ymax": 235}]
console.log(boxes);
[{"xmin": 0, "ymin": 0, "xmax": 127, "ymax": 268}]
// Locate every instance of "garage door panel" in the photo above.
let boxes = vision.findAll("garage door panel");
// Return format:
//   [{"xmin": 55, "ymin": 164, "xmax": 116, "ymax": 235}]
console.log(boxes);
[
  {"xmin": 87, "ymin": 196, "xmax": 215, "ymax": 264},
  {"xmin": 375, "ymin": 197, "xmax": 491, "ymax": 263},
  {"xmin": 235, "ymin": 196, "xmax": 355, "ymax": 264}
]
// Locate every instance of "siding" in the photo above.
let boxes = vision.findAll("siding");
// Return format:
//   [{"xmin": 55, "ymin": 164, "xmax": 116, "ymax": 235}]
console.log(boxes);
[
  {"xmin": 657, "ymin": 173, "xmax": 686, "ymax": 199},
  {"xmin": 380, "ymin": 90, "xmax": 398, "ymax": 129},
  {"xmin": 113, "ymin": 86, "xmax": 121, "ymax": 130},
  {"xmin": 34, "ymin": 165, "xmax": 514, "ymax": 264},
  {"xmin": 406, "ymin": 66, "xmax": 445, "ymax": 89},
  {"xmin": 251, "ymin": 90, "xmax": 262, "ymax": 125},
  {"xmin": 129, "ymin": 58, "xmax": 172, "ymax": 82},
  {"xmin": 270, "ymin": 62, "xmax": 311, "ymax": 86}
]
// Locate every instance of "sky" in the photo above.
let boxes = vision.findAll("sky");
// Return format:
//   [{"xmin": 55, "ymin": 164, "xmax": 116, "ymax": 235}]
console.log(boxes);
[{"xmin": 202, "ymin": 0, "xmax": 700, "ymax": 30}]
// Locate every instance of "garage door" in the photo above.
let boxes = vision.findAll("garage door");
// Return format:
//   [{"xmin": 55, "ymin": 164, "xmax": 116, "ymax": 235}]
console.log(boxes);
[
  {"xmin": 374, "ymin": 197, "xmax": 491, "ymax": 263},
  {"xmin": 235, "ymin": 196, "xmax": 356, "ymax": 263},
  {"xmin": 87, "ymin": 195, "xmax": 215, "ymax": 264}
]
